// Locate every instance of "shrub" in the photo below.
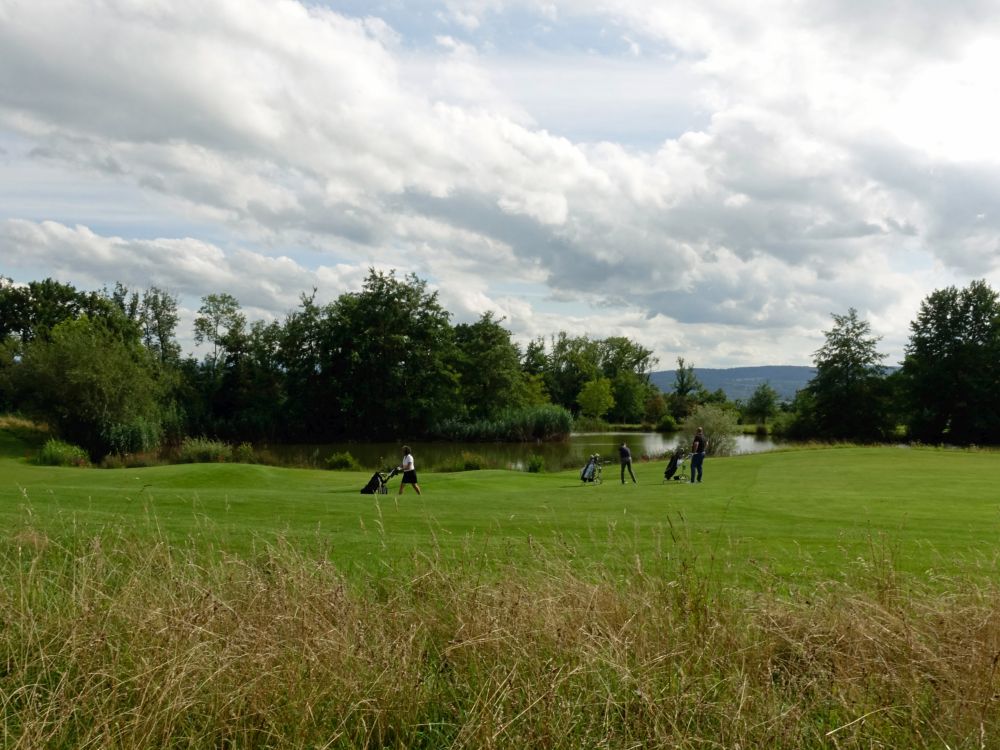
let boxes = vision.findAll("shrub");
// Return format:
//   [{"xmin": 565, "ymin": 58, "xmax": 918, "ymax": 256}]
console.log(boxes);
[
  {"xmin": 177, "ymin": 437, "xmax": 232, "ymax": 463},
  {"xmin": 572, "ymin": 416, "xmax": 609, "ymax": 432},
  {"xmin": 324, "ymin": 451, "xmax": 361, "ymax": 471},
  {"xmin": 233, "ymin": 442, "xmax": 257, "ymax": 464},
  {"xmin": 100, "ymin": 452, "xmax": 163, "ymax": 469},
  {"xmin": 525, "ymin": 454, "xmax": 545, "ymax": 473},
  {"xmin": 435, "ymin": 451, "xmax": 492, "ymax": 472},
  {"xmin": 680, "ymin": 404, "xmax": 739, "ymax": 457},
  {"xmin": 768, "ymin": 410, "xmax": 797, "ymax": 438},
  {"xmin": 431, "ymin": 405, "xmax": 572, "ymax": 442},
  {"xmin": 36, "ymin": 439, "xmax": 90, "ymax": 467},
  {"xmin": 104, "ymin": 416, "xmax": 163, "ymax": 455},
  {"xmin": 460, "ymin": 451, "xmax": 487, "ymax": 470},
  {"xmin": 656, "ymin": 414, "xmax": 679, "ymax": 433}
]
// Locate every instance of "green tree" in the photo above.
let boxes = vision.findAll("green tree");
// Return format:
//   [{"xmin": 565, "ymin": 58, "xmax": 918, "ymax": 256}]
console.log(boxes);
[
  {"xmin": 215, "ymin": 319, "xmax": 286, "ymax": 440},
  {"xmin": 804, "ymin": 308, "xmax": 891, "ymax": 440},
  {"xmin": 743, "ymin": 382, "xmax": 780, "ymax": 425},
  {"xmin": 543, "ymin": 333, "xmax": 601, "ymax": 413},
  {"xmin": 194, "ymin": 293, "xmax": 245, "ymax": 377},
  {"xmin": 577, "ymin": 377, "xmax": 615, "ymax": 420},
  {"xmin": 608, "ymin": 371, "xmax": 647, "ymax": 423},
  {"xmin": 11, "ymin": 316, "xmax": 163, "ymax": 456},
  {"xmin": 643, "ymin": 391, "xmax": 668, "ymax": 425},
  {"xmin": 325, "ymin": 270, "xmax": 459, "ymax": 438},
  {"xmin": 598, "ymin": 336, "xmax": 658, "ymax": 381},
  {"xmin": 680, "ymin": 403, "xmax": 739, "ymax": 457},
  {"xmin": 140, "ymin": 287, "xmax": 181, "ymax": 364},
  {"xmin": 901, "ymin": 280, "xmax": 1000, "ymax": 444},
  {"xmin": 276, "ymin": 291, "xmax": 329, "ymax": 438},
  {"xmin": 453, "ymin": 312, "xmax": 526, "ymax": 420},
  {"xmin": 669, "ymin": 357, "xmax": 703, "ymax": 419},
  {"xmin": 0, "ymin": 277, "xmax": 137, "ymax": 344},
  {"xmin": 521, "ymin": 337, "xmax": 547, "ymax": 376}
]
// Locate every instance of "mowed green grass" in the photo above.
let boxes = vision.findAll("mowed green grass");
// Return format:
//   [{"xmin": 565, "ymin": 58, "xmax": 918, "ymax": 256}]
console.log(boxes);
[{"xmin": 3, "ymin": 432, "xmax": 999, "ymax": 584}]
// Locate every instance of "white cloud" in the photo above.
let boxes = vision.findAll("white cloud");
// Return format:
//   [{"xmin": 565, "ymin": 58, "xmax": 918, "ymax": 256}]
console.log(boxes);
[{"xmin": 2, "ymin": 0, "xmax": 1000, "ymax": 368}]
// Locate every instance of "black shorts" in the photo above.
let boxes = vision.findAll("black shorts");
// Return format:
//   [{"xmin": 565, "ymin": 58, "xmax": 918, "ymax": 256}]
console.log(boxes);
[{"xmin": 401, "ymin": 469, "xmax": 418, "ymax": 484}]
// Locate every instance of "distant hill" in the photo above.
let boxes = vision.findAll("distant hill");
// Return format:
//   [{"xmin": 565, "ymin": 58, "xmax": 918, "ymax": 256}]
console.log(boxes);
[{"xmin": 649, "ymin": 366, "xmax": 815, "ymax": 402}]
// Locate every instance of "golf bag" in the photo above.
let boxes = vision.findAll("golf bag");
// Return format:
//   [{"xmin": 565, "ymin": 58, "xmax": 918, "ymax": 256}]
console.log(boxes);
[
  {"xmin": 663, "ymin": 450, "xmax": 688, "ymax": 482},
  {"xmin": 360, "ymin": 467, "xmax": 399, "ymax": 495},
  {"xmin": 580, "ymin": 454, "xmax": 601, "ymax": 483}
]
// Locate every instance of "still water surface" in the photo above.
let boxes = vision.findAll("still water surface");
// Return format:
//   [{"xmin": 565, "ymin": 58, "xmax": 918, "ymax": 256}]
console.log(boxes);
[{"xmin": 269, "ymin": 432, "xmax": 781, "ymax": 472}]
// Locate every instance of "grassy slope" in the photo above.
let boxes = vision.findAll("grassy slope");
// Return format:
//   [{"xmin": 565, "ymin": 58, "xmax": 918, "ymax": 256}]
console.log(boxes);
[{"xmin": 2, "ymin": 428, "xmax": 998, "ymax": 583}]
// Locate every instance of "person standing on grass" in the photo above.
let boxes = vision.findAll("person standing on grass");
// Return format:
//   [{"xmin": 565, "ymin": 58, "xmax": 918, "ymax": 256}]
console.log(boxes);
[
  {"xmin": 690, "ymin": 427, "xmax": 707, "ymax": 483},
  {"xmin": 397, "ymin": 445, "xmax": 421, "ymax": 495},
  {"xmin": 619, "ymin": 441, "xmax": 637, "ymax": 484}
]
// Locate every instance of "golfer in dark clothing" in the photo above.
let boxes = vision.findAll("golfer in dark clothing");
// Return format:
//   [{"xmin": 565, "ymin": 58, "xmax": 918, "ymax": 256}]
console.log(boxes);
[
  {"xmin": 619, "ymin": 441, "xmax": 637, "ymax": 484},
  {"xmin": 690, "ymin": 427, "xmax": 707, "ymax": 483}
]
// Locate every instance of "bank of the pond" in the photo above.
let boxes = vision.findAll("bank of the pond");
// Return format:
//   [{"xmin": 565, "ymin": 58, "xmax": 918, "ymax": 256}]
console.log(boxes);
[{"xmin": 265, "ymin": 431, "xmax": 783, "ymax": 471}]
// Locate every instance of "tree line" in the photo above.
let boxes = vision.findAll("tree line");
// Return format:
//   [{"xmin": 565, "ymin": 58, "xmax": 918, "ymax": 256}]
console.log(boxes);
[
  {"xmin": 2, "ymin": 273, "xmax": 998, "ymax": 458},
  {"xmin": 0, "ymin": 271, "xmax": 665, "ymax": 457}
]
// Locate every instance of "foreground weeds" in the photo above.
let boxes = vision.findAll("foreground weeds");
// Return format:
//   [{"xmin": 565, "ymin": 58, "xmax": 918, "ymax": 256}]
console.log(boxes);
[{"xmin": 1, "ymin": 525, "xmax": 999, "ymax": 749}]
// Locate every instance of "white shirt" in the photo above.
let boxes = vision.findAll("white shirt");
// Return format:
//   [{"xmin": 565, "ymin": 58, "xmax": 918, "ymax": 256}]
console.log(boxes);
[{"xmin": 401, "ymin": 453, "xmax": 415, "ymax": 471}]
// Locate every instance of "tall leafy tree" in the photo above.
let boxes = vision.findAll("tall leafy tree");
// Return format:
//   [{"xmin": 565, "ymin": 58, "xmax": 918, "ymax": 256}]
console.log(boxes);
[
  {"xmin": 743, "ymin": 382, "xmax": 780, "ymax": 425},
  {"xmin": 517, "ymin": 336, "xmax": 551, "ymax": 406},
  {"xmin": 0, "ymin": 278, "xmax": 134, "ymax": 344},
  {"xmin": 452, "ymin": 312, "xmax": 525, "ymax": 421},
  {"xmin": 325, "ymin": 270, "xmax": 459, "ymax": 438},
  {"xmin": 543, "ymin": 333, "xmax": 601, "ymax": 413},
  {"xmin": 11, "ymin": 316, "xmax": 162, "ymax": 456},
  {"xmin": 805, "ymin": 308, "xmax": 890, "ymax": 440},
  {"xmin": 608, "ymin": 371, "xmax": 647, "ymax": 423},
  {"xmin": 277, "ymin": 291, "xmax": 329, "ymax": 437},
  {"xmin": 521, "ymin": 337, "xmax": 547, "ymax": 376},
  {"xmin": 598, "ymin": 336, "xmax": 658, "ymax": 423},
  {"xmin": 140, "ymin": 287, "xmax": 182, "ymax": 364},
  {"xmin": 194, "ymin": 293, "xmax": 245, "ymax": 377},
  {"xmin": 577, "ymin": 377, "xmax": 615, "ymax": 419},
  {"xmin": 0, "ymin": 276, "xmax": 28, "ymax": 342},
  {"xmin": 598, "ymin": 336, "xmax": 657, "ymax": 381},
  {"xmin": 902, "ymin": 280, "xmax": 1000, "ymax": 444},
  {"xmin": 669, "ymin": 357, "xmax": 703, "ymax": 419},
  {"xmin": 215, "ymin": 319, "xmax": 286, "ymax": 439}
]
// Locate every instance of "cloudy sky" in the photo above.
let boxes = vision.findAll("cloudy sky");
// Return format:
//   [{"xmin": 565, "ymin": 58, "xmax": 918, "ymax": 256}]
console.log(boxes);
[{"xmin": 3, "ymin": 0, "xmax": 1000, "ymax": 368}]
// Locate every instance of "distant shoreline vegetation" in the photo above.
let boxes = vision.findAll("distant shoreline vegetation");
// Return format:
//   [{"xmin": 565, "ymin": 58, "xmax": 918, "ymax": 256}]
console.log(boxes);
[
  {"xmin": 430, "ymin": 405, "xmax": 573, "ymax": 443},
  {"xmin": 4, "ymin": 275, "xmax": 1000, "ymax": 465}
]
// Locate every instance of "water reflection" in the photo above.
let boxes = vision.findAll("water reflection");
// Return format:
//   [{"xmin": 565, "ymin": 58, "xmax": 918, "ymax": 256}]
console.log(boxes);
[{"xmin": 268, "ymin": 432, "xmax": 781, "ymax": 472}]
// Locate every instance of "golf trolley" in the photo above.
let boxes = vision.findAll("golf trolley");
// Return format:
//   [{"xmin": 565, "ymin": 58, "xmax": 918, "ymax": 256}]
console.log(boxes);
[
  {"xmin": 662, "ymin": 449, "xmax": 690, "ymax": 483},
  {"xmin": 360, "ymin": 466, "xmax": 400, "ymax": 494},
  {"xmin": 580, "ymin": 453, "xmax": 607, "ymax": 484}
]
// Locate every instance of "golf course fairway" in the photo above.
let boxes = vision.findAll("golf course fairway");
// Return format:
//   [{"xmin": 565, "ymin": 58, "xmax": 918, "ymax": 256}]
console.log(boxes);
[{"xmin": 3, "ymin": 436, "xmax": 998, "ymax": 585}]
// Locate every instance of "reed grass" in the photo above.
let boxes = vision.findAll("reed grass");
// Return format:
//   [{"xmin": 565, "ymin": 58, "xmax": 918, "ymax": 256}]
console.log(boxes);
[{"xmin": 2, "ymin": 521, "xmax": 999, "ymax": 749}]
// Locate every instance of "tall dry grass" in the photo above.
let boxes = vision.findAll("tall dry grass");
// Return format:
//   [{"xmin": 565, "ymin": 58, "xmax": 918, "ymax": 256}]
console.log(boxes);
[{"xmin": 1, "ymin": 523, "xmax": 999, "ymax": 749}]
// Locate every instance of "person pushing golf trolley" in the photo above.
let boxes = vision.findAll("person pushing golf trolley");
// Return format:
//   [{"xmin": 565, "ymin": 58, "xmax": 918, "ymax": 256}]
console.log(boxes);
[{"xmin": 396, "ymin": 445, "xmax": 422, "ymax": 495}]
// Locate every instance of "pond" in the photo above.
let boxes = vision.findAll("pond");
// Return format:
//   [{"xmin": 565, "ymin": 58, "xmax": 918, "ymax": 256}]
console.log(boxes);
[{"xmin": 266, "ymin": 432, "xmax": 783, "ymax": 473}]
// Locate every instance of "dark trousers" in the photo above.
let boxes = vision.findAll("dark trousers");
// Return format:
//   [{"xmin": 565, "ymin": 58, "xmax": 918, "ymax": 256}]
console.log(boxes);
[
  {"xmin": 690, "ymin": 452, "xmax": 705, "ymax": 482},
  {"xmin": 621, "ymin": 460, "xmax": 636, "ymax": 483}
]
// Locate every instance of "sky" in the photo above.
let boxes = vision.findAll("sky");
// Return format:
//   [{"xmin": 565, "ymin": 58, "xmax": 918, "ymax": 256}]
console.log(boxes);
[{"xmin": 3, "ymin": 0, "xmax": 1000, "ymax": 368}]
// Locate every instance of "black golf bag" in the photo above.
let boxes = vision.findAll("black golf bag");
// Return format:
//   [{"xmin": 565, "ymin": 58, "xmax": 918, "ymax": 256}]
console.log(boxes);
[
  {"xmin": 663, "ymin": 450, "xmax": 687, "ymax": 481},
  {"xmin": 360, "ymin": 471, "xmax": 388, "ymax": 495},
  {"xmin": 360, "ymin": 467, "xmax": 399, "ymax": 495}
]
